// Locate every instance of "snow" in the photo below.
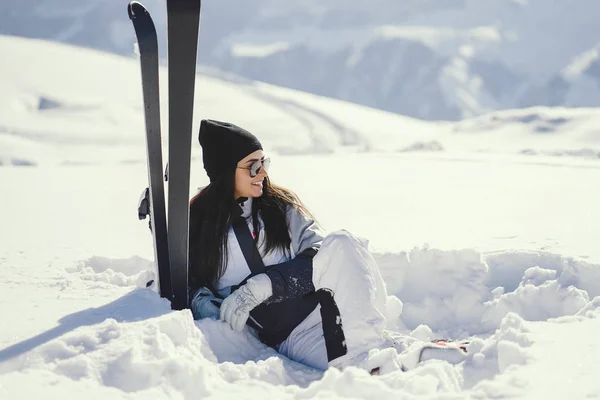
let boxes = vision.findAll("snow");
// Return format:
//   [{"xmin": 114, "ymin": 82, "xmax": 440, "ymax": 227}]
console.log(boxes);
[
  {"xmin": 375, "ymin": 25, "xmax": 502, "ymax": 49},
  {"xmin": 2, "ymin": 35, "xmax": 600, "ymax": 399},
  {"xmin": 230, "ymin": 42, "xmax": 291, "ymax": 58}
]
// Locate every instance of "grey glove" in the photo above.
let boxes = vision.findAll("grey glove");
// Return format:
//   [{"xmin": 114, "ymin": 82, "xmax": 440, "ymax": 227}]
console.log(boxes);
[
  {"xmin": 220, "ymin": 274, "xmax": 273, "ymax": 332},
  {"xmin": 190, "ymin": 287, "xmax": 223, "ymax": 320}
]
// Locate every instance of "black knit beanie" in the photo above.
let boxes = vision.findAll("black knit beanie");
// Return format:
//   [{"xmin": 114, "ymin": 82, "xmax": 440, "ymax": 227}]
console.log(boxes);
[{"xmin": 198, "ymin": 119, "xmax": 263, "ymax": 182}]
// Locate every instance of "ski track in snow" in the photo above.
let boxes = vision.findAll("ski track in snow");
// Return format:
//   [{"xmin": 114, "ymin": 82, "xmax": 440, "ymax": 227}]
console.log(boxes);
[
  {"xmin": 243, "ymin": 89, "xmax": 368, "ymax": 153},
  {"xmin": 204, "ymin": 68, "xmax": 368, "ymax": 154}
]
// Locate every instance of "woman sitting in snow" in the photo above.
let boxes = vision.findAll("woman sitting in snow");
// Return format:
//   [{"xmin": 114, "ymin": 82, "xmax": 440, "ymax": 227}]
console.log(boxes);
[{"xmin": 188, "ymin": 119, "xmax": 465, "ymax": 374}]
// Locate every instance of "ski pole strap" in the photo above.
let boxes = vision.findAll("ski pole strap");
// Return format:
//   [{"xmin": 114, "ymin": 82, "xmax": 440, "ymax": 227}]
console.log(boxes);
[{"xmin": 231, "ymin": 213, "xmax": 265, "ymax": 275}]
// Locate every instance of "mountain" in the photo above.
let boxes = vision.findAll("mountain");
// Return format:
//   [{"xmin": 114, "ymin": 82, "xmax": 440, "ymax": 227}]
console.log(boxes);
[
  {"xmin": 3, "ymin": 0, "xmax": 600, "ymax": 121},
  {"xmin": 0, "ymin": 34, "xmax": 442, "ymax": 166},
  {"xmin": 3, "ymin": 34, "xmax": 600, "ymax": 168}
]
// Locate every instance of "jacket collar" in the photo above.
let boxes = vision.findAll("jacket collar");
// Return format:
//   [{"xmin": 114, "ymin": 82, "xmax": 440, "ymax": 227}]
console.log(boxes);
[{"xmin": 236, "ymin": 197, "xmax": 253, "ymax": 218}]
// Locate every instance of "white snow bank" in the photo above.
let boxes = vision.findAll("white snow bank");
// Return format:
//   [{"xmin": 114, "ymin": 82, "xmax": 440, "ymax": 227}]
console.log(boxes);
[
  {"xmin": 375, "ymin": 248, "xmax": 598, "ymax": 338},
  {"xmin": 66, "ymin": 256, "xmax": 156, "ymax": 288},
  {"xmin": 452, "ymin": 106, "xmax": 600, "ymax": 157},
  {"xmin": 3, "ymin": 247, "xmax": 599, "ymax": 399}
]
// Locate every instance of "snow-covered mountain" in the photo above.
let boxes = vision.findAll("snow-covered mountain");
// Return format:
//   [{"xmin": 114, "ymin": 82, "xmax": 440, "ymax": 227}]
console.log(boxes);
[
  {"xmin": 3, "ymin": 0, "xmax": 600, "ymax": 121},
  {"xmin": 2, "ymin": 34, "xmax": 600, "ymax": 167}
]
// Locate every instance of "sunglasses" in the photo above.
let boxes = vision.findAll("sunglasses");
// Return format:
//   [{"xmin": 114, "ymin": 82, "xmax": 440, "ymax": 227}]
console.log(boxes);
[{"xmin": 236, "ymin": 158, "xmax": 271, "ymax": 178}]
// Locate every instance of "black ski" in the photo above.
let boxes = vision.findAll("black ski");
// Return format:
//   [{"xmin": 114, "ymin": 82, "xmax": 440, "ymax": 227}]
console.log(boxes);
[
  {"xmin": 166, "ymin": 0, "xmax": 202, "ymax": 311},
  {"xmin": 128, "ymin": 1, "xmax": 173, "ymax": 302}
]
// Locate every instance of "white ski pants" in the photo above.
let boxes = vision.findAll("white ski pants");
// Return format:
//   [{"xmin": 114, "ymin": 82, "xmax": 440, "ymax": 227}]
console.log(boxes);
[{"xmin": 277, "ymin": 230, "xmax": 389, "ymax": 370}]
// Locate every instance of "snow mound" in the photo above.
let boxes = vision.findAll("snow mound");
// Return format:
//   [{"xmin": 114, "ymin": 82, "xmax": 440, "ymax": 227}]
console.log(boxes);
[
  {"xmin": 453, "ymin": 107, "xmax": 580, "ymax": 134},
  {"xmin": 448, "ymin": 107, "xmax": 600, "ymax": 157},
  {"xmin": 65, "ymin": 256, "xmax": 156, "ymax": 288},
  {"xmin": 398, "ymin": 141, "xmax": 445, "ymax": 153},
  {"xmin": 2, "ymin": 237, "xmax": 600, "ymax": 398},
  {"xmin": 55, "ymin": 247, "xmax": 600, "ymax": 352},
  {"xmin": 374, "ymin": 248, "xmax": 599, "ymax": 338},
  {"xmin": 463, "ymin": 312, "xmax": 533, "ymax": 389},
  {"xmin": 0, "ymin": 305, "xmax": 221, "ymax": 396}
]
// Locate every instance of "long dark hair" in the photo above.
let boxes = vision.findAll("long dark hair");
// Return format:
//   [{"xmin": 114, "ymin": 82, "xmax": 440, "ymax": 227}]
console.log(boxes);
[{"xmin": 189, "ymin": 172, "xmax": 315, "ymax": 293}]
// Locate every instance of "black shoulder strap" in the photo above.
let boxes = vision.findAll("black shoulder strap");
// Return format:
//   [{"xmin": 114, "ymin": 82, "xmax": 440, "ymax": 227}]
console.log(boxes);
[{"xmin": 231, "ymin": 202, "xmax": 265, "ymax": 275}]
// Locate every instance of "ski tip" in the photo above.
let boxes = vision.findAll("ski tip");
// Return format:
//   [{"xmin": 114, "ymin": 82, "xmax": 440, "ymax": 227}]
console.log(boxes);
[{"xmin": 127, "ymin": 1, "xmax": 146, "ymax": 20}]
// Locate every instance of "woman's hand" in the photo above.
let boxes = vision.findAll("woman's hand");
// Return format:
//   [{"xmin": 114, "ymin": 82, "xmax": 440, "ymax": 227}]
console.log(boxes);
[
  {"xmin": 190, "ymin": 287, "xmax": 223, "ymax": 320},
  {"xmin": 220, "ymin": 274, "xmax": 273, "ymax": 332}
]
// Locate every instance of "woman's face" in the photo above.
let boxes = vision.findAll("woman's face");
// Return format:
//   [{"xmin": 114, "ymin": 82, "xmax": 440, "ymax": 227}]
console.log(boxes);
[{"xmin": 234, "ymin": 150, "xmax": 268, "ymax": 199}]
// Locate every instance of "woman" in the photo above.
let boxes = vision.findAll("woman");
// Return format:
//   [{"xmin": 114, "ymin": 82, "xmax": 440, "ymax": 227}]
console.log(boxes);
[{"xmin": 188, "ymin": 119, "xmax": 465, "ymax": 373}]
